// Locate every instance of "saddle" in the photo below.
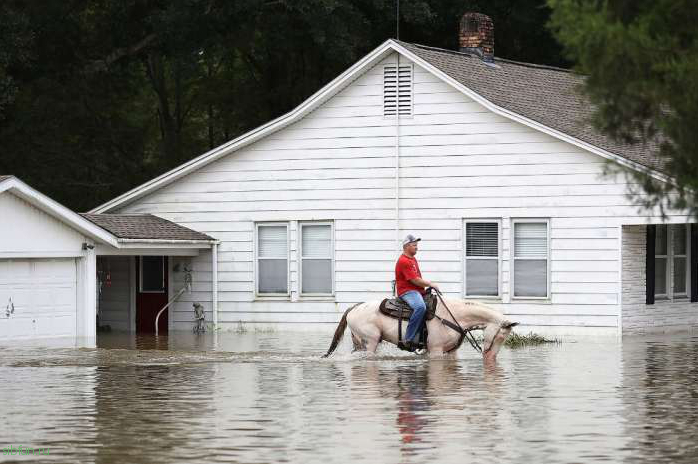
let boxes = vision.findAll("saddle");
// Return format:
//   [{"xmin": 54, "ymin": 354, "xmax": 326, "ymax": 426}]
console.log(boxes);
[
  {"xmin": 379, "ymin": 291, "xmax": 438, "ymax": 353},
  {"xmin": 379, "ymin": 292, "xmax": 437, "ymax": 321}
]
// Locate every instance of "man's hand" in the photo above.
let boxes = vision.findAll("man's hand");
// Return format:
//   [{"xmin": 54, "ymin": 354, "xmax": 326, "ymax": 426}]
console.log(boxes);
[{"xmin": 408, "ymin": 278, "xmax": 439, "ymax": 291}]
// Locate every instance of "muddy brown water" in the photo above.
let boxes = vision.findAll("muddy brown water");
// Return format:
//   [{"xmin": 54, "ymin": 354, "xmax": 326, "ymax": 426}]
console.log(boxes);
[{"xmin": 2, "ymin": 331, "xmax": 698, "ymax": 463}]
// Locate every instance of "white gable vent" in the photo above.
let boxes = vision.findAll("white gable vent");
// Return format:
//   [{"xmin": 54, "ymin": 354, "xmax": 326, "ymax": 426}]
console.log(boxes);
[{"xmin": 383, "ymin": 64, "xmax": 413, "ymax": 117}]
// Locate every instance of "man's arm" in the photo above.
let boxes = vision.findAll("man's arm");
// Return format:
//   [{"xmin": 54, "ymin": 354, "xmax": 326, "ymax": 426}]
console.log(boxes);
[{"xmin": 408, "ymin": 277, "xmax": 439, "ymax": 291}]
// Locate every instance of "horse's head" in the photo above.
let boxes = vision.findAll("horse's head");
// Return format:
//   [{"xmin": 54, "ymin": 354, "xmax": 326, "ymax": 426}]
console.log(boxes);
[{"xmin": 482, "ymin": 320, "xmax": 519, "ymax": 363}]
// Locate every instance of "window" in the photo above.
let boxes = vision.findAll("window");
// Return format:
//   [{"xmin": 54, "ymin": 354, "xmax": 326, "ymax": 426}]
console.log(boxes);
[
  {"xmin": 256, "ymin": 223, "xmax": 289, "ymax": 295},
  {"xmin": 140, "ymin": 256, "xmax": 165, "ymax": 293},
  {"xmin": 655, "ymin": 224, "xmax": 689, "ymax": 299},
  {"xmin": 464, "ymin": 220, "xmax": 500, "ymax": 297},
  {"xmin": 383, "ymin": 64, "xmax": 413, "ymax": 117},
  {"xmin": 512, "ymin": 220, "xmax": 549, "ymax": 298},
  {"xmin": 300, "ymin": 222, "xmax": 333, "ymax": 295}
]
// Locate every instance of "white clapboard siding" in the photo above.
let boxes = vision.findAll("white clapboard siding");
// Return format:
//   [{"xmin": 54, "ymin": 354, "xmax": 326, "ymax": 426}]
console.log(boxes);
[
  {"xmin": 97, "ymin": 257, "xmax": 131, "ymax": 330},
  {"xmin": 115, "ymin": 52, "xmax": 693, "ymax": 332}
]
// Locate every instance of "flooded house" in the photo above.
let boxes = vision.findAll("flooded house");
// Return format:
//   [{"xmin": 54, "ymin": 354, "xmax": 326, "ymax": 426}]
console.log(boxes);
[{"xmin": 2, "ymin": 13, "xmax": 696, "ymax": 344}]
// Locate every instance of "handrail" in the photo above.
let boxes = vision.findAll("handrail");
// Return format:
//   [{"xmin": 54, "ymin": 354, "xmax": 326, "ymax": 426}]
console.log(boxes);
[{"xmin": 154, "ymin": 286, "xmax": 187, "ymax": 336}]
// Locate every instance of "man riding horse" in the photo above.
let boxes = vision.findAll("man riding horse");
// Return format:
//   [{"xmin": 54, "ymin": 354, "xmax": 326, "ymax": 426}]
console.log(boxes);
[
  {"xmin": 395, "ymin": 234, "xmax": 437, "ymax": 354},
  {"xmin": 322, "ymin": 234, "xmax": 520, "ymax": 360}
]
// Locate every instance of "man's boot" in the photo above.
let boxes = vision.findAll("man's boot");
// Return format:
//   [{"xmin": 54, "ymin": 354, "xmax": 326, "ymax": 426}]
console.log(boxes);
[{"xmin": 397, "ymin": 341, "xmax": 415, "ymax": 352}]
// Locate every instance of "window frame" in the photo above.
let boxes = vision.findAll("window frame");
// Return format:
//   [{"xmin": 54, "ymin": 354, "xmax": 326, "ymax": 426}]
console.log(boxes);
[
  {"xmin": 463, "ymin": 218, "xmax": 501, "ymax": 299},
  {"xmin": 254, "ymin": 222, "xmax": 290, "ymax": 297},
  {"xmin": 511, "ymin": 218, "xmax": 551, "ymax": 300},
  {"xmin": 139, "ymin": 256, "xmax": 166, "ymax": 293},
  {"xmin": 299, "ymin": 221, "xmax": 335, "ymax": 297},
  {"xmin": 655, "ymin": 224, "xmax": 690, "ymax": 300}
]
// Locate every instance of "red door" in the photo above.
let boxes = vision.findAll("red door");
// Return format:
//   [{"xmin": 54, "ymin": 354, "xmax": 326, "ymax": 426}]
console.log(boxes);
[{"xmin": 136, "ymin": 256, "xmax": 169, "ymax": 333}]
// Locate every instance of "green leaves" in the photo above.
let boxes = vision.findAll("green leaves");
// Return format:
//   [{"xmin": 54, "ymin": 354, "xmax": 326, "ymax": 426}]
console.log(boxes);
[
  {"xmin": 549, "ymin": 0, "xmax": 698, "ymax": 215},
  {"xmin": 1, "ymin": 0, "xmax": 566, "ymax": 211}
]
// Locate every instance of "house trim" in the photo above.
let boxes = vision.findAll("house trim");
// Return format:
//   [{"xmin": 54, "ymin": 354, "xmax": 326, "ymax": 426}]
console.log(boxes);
[
  {"xmin": 90, "ymin": 40, "xmax": 672, "ymax": 214},
  {"xmin": 1, "ymin": 176, "xmax": 118, "ymax": 247}
]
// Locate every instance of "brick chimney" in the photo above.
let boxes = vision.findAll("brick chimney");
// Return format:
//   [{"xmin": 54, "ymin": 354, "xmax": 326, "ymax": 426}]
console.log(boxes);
[{"xmin": 459, "ymin": 13, "xmax": 494, "ymax": 63}]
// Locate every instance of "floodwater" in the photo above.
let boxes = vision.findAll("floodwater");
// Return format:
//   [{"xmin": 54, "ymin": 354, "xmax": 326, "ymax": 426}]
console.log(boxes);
[{"xmin": 2, "ymin": 331, "xmax": 698, "ymax": 464}]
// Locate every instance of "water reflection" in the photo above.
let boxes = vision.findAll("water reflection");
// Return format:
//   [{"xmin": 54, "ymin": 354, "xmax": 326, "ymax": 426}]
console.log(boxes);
[
  {"xmin": 2, "ymin": 332, "xmax": 698, "ymax": 463},
  {"xmin": 621, "ymin": 336, "xmax": 698, "ymax": 464}
]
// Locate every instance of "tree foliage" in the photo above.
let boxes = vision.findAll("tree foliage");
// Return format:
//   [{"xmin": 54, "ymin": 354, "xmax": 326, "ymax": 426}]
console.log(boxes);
[
  {"xmin": 0, "ymin": 0, "xmax": 565, "ymax": 211},
  {"xmin": 549, "ymin": 0, "xmax": 698, "ymax": 215}
]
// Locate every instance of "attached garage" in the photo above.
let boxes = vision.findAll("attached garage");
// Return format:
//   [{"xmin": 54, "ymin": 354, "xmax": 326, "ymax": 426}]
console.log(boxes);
[
  {"xmin": 0, "ymin": 176, "xmax": 117, "ymax": 344},
  {"xmin": 0, "ymin": 258, "xmax": 77, "ymax": 339},
  {"xmin": 0, "ymin": 176, "xmax": 218, "ymax": 344}
]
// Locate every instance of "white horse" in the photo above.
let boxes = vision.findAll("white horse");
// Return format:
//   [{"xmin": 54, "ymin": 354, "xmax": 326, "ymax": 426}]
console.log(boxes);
[{"xmin": 323, "ymin": 297, "xmax": 518, "ymax": 362}]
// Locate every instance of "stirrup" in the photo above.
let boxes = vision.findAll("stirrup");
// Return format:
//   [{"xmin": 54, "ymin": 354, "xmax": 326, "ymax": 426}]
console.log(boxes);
[{"xmin": 397, "ymin": 341, "xmax": 415, "ymax": 352}]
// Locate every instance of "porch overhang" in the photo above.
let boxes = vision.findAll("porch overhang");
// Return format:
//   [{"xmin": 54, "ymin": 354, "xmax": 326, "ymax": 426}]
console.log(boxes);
[{"xmin": 80, "ymin": 213, "xmax": 218, "ymax": 255}]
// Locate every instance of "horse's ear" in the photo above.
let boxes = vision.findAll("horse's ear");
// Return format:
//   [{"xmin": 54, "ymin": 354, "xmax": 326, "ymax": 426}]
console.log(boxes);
[{"xmin": 501, "ymin": 321, "xmax": 519, "ymax": 329}]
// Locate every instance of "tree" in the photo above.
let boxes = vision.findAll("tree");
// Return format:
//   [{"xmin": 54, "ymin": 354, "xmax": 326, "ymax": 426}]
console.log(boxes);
[
  {"xmin": 548, "ymin": 0, "xmax": 698, "ymax": 215},
  {"xmin": 0, "ymin": 0, "xmax": 566, "ymax": 211}
]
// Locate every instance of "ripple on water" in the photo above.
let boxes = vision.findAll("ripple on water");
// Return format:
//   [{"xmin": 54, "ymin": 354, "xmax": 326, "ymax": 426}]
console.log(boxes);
[{"xmin": 2, "ymin": 332, "xmax": 698, "ymax": 463}]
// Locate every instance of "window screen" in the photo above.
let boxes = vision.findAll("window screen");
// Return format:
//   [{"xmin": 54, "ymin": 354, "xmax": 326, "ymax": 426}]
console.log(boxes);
[
  {"xmin": 257, "ymin": 225, "xmax": 288, "ymax": 294},
  {"xmin": 301, "ymin": 224, "xmax": 333, "ymax": 294},
  {"xmin": 465, "ymin": 222, "xmax": 499, "ymax": 296},
  {"xmin": 513, "ymin": 222, "xmax": 548, "ymax": 298}
]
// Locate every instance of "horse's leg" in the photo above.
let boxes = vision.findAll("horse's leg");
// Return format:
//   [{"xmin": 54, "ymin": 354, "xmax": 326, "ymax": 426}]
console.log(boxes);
[
  {"xmin": 351, "ymin": 332, "xmax": 365, "ymax": 352},
  {"xmin": 365, "ymin": 336, "xmax": 381, "ymax": 354}
]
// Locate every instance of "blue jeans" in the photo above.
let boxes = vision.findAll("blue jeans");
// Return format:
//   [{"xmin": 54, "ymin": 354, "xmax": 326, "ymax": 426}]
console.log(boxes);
[{"xmin": 400, "ymin": 290, "xmax": 426, "ymax": 343}]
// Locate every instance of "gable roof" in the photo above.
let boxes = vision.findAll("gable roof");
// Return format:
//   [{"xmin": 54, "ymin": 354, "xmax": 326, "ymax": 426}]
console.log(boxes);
[
  {"xmin": 0, "ymin": 176, "xmax": 119, "ymax": 247},
  {"xmin": 80, "ymin": 214, "xmax": 214, "ymax": 242},
  {"xmin": 398, "ymin": 42, "xmax": 664, "ymax": 173},
  {"xmin": 92, "ymin": 40, "xmax": 669, "ymax": 213}
]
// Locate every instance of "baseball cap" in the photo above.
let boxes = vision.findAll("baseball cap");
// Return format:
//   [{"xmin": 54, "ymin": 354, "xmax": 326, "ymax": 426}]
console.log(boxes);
[{"xmin": 402, "ymin": 234, "xmax": 421, "ymax": 246}]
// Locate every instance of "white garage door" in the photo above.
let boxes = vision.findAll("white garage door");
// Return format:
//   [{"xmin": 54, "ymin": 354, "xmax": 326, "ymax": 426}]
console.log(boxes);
[{"xmin": 0, "ymin": 258, "xmax": 77, "ymax": 340}]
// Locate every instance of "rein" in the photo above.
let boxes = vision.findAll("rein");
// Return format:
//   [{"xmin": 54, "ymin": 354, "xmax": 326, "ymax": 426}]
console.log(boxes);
[{"xmin": 432, "ymin": 289, "xmax": 482, "ymax": 353}]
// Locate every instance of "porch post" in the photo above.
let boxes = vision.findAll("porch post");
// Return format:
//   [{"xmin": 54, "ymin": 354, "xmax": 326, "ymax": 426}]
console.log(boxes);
[
  {"xmin": 211, "ymin": 242, "xmax": 218, "ymax": 326},
  {"xmin": 77, "ymin": 245, "xmax": 97, "ymax": 347}
]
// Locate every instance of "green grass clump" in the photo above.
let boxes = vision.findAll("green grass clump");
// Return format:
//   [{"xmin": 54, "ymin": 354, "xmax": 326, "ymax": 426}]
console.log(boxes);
[{"xmin": 505, "ymin": 332, "xmax": 559, "ymax": 348}]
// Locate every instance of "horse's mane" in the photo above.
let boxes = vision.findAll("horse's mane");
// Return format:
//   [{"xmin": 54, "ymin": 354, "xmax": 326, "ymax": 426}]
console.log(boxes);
[{"xmin": 441, "ymin": 298, "xmax": 506, "ymax": 325}]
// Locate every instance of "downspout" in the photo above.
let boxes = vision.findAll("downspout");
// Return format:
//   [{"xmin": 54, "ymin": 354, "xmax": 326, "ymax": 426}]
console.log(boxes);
[{"xmin": 211, "ymin": 242, "xmax": 219, "ymax": 327}]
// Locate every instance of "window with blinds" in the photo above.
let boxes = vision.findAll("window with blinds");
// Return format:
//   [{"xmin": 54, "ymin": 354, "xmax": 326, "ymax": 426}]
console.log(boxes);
[
  {"xmin": 383, "ymin": 64, "xmax": 413, "ymax": 117},
  {"xmin": 256, "ymin": 223, "xmax": 289, "ymax": 294},
  {"xmin": 464, "ymin": 221, "xmax": 500, "ymax": 297},
  {"xmin": 300, "ymin": 222, "xmax": 333, "ymax": 295},
  {"xmin": 513, "ymin": 221, "xmax": 549, "ymax": 298}
]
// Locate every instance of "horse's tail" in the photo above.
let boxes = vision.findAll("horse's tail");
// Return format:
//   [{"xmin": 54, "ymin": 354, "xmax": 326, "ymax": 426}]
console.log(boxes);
[{"xmin": 322, "ymin": 303, "xmax": 361, "ymax": 358}]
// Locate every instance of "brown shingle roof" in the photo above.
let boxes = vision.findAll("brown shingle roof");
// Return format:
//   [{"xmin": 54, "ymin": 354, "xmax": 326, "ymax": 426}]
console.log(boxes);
[
  {"xmin": 399, "ymin": 41, "xmax": 665, "ymax": 173},
  {"xmin": 80, "ymin": 213, "xmax": 214, "ymax": 242}
]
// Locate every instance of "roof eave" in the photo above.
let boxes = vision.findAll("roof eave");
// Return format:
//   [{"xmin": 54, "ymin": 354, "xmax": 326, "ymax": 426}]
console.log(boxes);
[
  {"xmin": 90, "ymin": 39, "xmax": 402, "ymax": 213},
  {"xmin": 116, "ymin": 238, "xmax": 218, "ymax": 248},
  {"xmin": 392, "ymin": 42, "xmax": 671, "ymax": 184},
  {"xmin": 91, "ymin": 39, "xmax": 671, "ymax": 214},
  {"xmin": 0, "ymin": 177, "xmax": 120, "ymax": 247}
]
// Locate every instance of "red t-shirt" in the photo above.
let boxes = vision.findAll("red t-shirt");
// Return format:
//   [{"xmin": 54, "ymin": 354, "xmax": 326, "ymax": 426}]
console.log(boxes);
[{"xmin": 395, "ymin": 254, "xmax": 425, "ymax": 296}]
